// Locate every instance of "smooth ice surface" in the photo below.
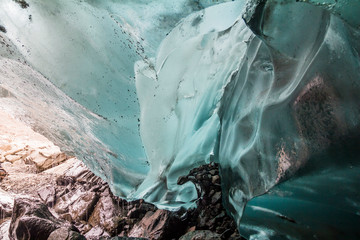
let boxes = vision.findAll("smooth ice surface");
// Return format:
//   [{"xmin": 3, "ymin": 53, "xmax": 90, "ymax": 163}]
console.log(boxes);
[
  {"xmin": 0, "ymin": 0, "xmax": 239, "ymax": 204},
  {"xmin": 0, "ymin": 0, "xmax": 359, "ymax": 238}
]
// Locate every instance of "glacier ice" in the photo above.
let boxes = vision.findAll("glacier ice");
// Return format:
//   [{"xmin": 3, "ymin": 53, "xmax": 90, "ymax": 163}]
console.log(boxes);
[{"xmin": 0, "ymin": 0, "xmax": 359, "ymax": 238}]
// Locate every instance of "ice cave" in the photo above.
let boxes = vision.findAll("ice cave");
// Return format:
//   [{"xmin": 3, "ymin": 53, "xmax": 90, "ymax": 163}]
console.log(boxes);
[{"xmin": 0, "ymin": 0, "xmax": 359, "ymax": 239}]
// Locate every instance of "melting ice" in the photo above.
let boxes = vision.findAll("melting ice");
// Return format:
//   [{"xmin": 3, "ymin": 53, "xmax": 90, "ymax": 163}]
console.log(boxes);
[{"xmin": 0, "ymin": 0, "xmax": 359, "ymax": 238}]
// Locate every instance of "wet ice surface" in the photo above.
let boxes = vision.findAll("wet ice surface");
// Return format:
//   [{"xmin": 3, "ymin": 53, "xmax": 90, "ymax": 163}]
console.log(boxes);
[{"xmin": 0, "ymin": 0, "xmax": 359, "ymax": 239}]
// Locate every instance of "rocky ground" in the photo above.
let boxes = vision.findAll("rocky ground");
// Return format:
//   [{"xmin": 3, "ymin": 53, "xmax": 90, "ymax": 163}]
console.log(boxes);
[{"xmin": 0, "ymin": 111, "xmax": 242, "ymax": 240}]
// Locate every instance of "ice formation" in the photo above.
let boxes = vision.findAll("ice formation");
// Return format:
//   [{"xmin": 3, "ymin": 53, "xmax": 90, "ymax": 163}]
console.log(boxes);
[{"xmin": 0, "ymin": 0, "xmax": 359, "ymax": 238}]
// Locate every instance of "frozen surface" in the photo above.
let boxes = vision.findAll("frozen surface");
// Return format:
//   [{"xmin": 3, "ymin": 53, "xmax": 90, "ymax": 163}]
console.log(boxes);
[{"xmin": 0, "ymin": 0, "xmax": 359, "ymax": 238}]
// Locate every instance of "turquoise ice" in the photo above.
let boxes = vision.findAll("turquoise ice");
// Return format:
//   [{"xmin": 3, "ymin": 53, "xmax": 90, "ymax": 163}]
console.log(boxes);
[{"xmin": 0, "ymin": 0, "xmax": 359, "ymax": 238}]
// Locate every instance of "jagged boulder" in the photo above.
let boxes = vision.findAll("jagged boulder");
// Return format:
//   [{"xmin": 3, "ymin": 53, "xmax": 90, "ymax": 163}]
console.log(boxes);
[
  {"xmin": 9, "ymin": 198, "xmax": 72, "ymax": 240},
  {"xmin": 68, "ymin": 191, "xmax": 99, "ymax": 222},
  {"xmin": 88, "ymin": 189, "xmax": 125, "ymax": 235},
  {"xmin": 38, "ymin": 185, "xmax": 56, "ymax": 207},
  {"xmin": 128, "ymin": 209, "xmax": 185, "ymax": 240},
  {"xmin": 54, "ymin": 187, "xmax": 99, "ymax": 222}
]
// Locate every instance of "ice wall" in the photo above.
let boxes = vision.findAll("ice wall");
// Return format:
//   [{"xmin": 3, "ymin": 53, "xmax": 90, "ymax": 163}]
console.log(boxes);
[
  {"xmin": 0, "ymin": 0, "xmax": 359, "ymax": 238},
  {"xmin": 221, "ymin": 1, "xmax": 360, "ymax": 238},
  {"xmin": 0, "ymin": 0, "xmax": 224, "ymax": 197}
]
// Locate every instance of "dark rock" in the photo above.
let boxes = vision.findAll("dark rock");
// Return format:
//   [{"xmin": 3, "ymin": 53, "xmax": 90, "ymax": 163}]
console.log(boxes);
[
  {"xmin": 215, "ymin": 211, "xmax": 225, "ymax": 219},
  {"xmin": 211, "ymin": 191, "xmax": 222, "ymax": 204},
  {"xmin": 90, "ymin": 184, "xmax": 102, "ymax": 192},
  {"xmin": 211, "ymin": 175, "xmax": 220, "ymax": 184},
  {"xmin": 55, "ymin": 188, "xmax": 81, "ymax": 215},
  {"xmin": 88, "ymin": 194, "xmax": 125, "ymax": 235},
  {"xmin": 176, "ymin": 163, "xmax": 241, "ymax": 238},
  {"xmin": 0, "ymin": 25, "xmax": 6, "ymax": 34},
  {"xmin": 55, "ymin": 187, "xmax": 99, "ymax": 222},
  {"xmin": 68, "ymin": 230, "xmax": 87, "ymax": 240},
  {"xmin": 60, "ymin": 213, "xmax": 74, "ymax": 223},
  {"xmin": 0, "ymin": 205, "xmax": 12, "ymax": 219},
  {"xmin": 201, "ymin": 180, "xmax": 210, "ymax": 188},
  {"xmin": 127, "ymin": 201, "xmax": 156, "ymax": 219},
  {"xmin": 0, "ymin": 164, "xmax": 7, "ymax": 182},
  {"xmin": 128, "ymin": 209, "xmax": 185, "ymax": 240},
  {"xmin": 48, "ymin": 227, "xmax": 86, "ymax": 240},
  {"xmin": 197, "ymin": 210, "xmax": 209, "ymax": 228},
  {"xmin": 57, "ymin": 187, "xmax": 71, "ymax": 199},
  {"xmin": 179, "ymin": 230, "xmax": 221, "ymax": 240},
  {"xmin": 56, "ymin": 176, "xmax": 76, "ymax": 186},
  {"xmin": 38, "ymin": 185, "xmax": 56, "ymax": 207},
  {"xmin": 69, "ymin": 191, "xmax": 99, "ymax": 222},
  {"xmin": 9, "ymin": 198, "xmax": 66, "ymax": 240},
  {"xmin": 84, "ymin": 225, "xmax": 110, "ymax": 239},
  {"xmin": 6, "ymin": 160, "xmax": 241, "ymax": 239},
  {"xmin": 206, "ymin": 218, "xmax": 216, "ymax": 228},
  {"xmin": 13, "ymin": 0, "xmax": 29, "ymax": 9},
  {"xmin": 76, "ymin": 170, "xmax": 105, "ymax": 188},
  {"xmin": 75, "ymin": 222, "xmax": 92, "ymax": 235}
]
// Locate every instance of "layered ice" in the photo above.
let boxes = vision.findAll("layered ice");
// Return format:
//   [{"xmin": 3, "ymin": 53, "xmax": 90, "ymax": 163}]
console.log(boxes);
[{"xmin": 0, "ymin": 0, "xmax": 359, "ymax": 238}]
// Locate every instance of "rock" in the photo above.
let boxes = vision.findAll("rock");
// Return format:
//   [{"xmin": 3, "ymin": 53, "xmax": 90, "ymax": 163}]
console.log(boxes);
[
  {"xmin": 47, "ymin": 227, "xmax": 71, "ymax": 239},
  {"xmin": 4, "ymin": 155, "xmax": 21, "ymax": 163},
  {"xmin": 1, "ymin": 152, "xmax": 241, "ymax": 240},
  {"xmin": 28, "ymin": 151, "xmax": 48, "ymax": 168},
  {"xmin": 0, "ymin": 25, "xmax": 6, "ymax": 34},
  {"xmin": 0, "ymin": 165, "xmax": 7, "ymax": 182},
  {"xmin": 56, "ymin": 175, "xmax": 76, "ymax": 186},
  {"xmin": 69, "ymin": 191, "xmax": 99, "ymax": 222},
  {"xmin": 67, "ymin": 230, "xmax": 87, "ymax": 240},
  {"xmin": 127, "ymin": 201, "xmax": 156, "ymax": 219},
  {"xmin": 13, "ymin": 0, "xmax": 29, "ymax": 9},
  {"xmin": 60, "ymin": 213, "xmax": 74, "ymax": 222},
  {"xmin": 197, "ymin": 210, "xmax": 209, "ymax": 228},
  {"xmin": 32, "ymin": 152, "xmax": 69, "ymax": 172},
  {"xmin": 38, "ymin": 185, "xmax": 56, "ymax": 207},
  {"xmin": 179, "ymin": 230, "xmax": 222, "ymax": 240},
  {"xmin": 0, "ymin": 220, "xmax": 11, "ymax": 240},
  {"xmin": 0, "ymin": 190, "xmax": 13, "ymax": 219},
  {"xmin": 76, "ymin": 171, "xmax": 105, "ymax": 189},
  {"xmin": 211, "ymin": 191, "xmax": 222, "ymax": 204},
  {"xmin": 209, "ymin": 170, "xmax": 216, "ymax": 175},
  {"xmin": 75, "ymin": 222, "xmax": 92, "ymax": 235},
  {"xmin": 48, "ymin": 227, "xmax": 86, "ymax": 240},
  {"xmin": 55, "ymin": 188, "xmax": 98, "ymax": 220},
  {"xmin": 9, "ymin": 198, "xmax": 66, "ymax": 240},
  {"xmin": 84, "ymin": 225, "xmax": 110, "ymax": 239},
  {"xmin": 64, "ymin": 161, "xmax": 88, "ymax": 179},
  {"xmin": 55, "ymin": 189, "xmax": 80, "ymax": 215},
  {"xmin": 128, "ymin": 209, "xmax": 185, "ymax": 240},
  {"xmin": 88, "ymin": 194, "xmax": 124, "ymax": 235},
  {"xmin": 211, "ymin": 175, "xmax": 220, "ymax": 184}
]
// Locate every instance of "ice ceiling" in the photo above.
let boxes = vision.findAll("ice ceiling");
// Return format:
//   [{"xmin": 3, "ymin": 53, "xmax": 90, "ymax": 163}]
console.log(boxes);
[{"xmin": 0, "ymin": 0, "xmax": 359, "ymax": 239}]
